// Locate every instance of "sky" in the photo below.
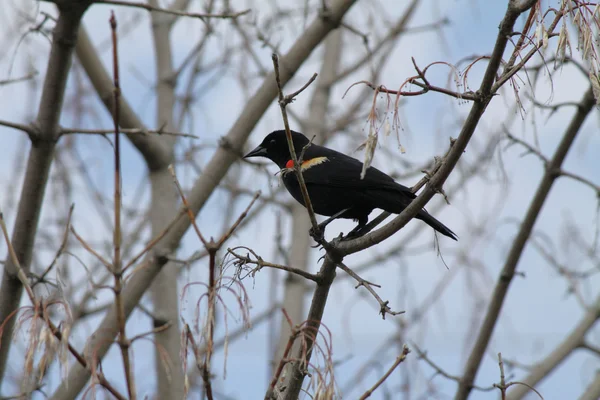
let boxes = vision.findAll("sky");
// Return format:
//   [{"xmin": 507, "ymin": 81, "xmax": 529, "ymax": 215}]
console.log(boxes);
[{"xmin": 0, "ymin": 0, "xmax": 599, "ymax": 399}]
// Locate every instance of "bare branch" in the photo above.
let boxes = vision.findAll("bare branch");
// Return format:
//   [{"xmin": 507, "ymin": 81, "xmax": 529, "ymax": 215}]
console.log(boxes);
[
  {"xmin": 228, "ymin": 247, "xmax": 321, "ymax": 283},
  {"xmin": 337, "ymin": 262, "xmax": 404, "ymax": 319},
  {"xmin": 458, "ymin": 88, "xmax": 596, "ymax": 400},
  {"xmin": 0, "ymin": 5, "xmax": 91, "ymax": 381},
  {"xmin": 0, "ymin": 119, "xmax": 36, "ymax": 137},
  {"xmin": 271, "ymin": 53, "xmax": 322, "ymax": 241},
  {"xmin": 358, "ymin": 344, "xmax": 410, "ymax": 400},
  {"xmin": 60, "ymin": 127, "xmax": 198, "ymax": 139},
  {"xmin": 91, "ymin": 0, "xmax": 250, "ymax": 21}
]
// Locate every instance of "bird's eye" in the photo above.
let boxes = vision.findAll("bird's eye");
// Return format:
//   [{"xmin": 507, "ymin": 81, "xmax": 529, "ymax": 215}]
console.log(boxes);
[{"xmin": 269, "ymin": 139, "xmax": 276, "ymax": 147}]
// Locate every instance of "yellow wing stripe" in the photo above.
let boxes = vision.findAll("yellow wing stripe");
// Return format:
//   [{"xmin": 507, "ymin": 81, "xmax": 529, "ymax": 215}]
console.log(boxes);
[{"xmin": 301, "ymin": 156, "xmax": 329, "ymax": 171}]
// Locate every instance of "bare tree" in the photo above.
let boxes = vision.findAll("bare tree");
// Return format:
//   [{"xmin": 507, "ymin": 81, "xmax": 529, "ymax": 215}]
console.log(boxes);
[{"xmin": 0, "ymin": 0, "xmax": 599, "ymax": 399}]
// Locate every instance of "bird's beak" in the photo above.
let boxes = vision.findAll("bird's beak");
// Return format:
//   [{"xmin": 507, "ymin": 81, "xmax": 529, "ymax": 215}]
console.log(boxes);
[{"xmin": 244, "ymin": 145, "xmax": 267, "ymax": 159}]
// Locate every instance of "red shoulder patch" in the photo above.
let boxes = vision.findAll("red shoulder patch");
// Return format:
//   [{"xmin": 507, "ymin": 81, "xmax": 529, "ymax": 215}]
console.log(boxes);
[{"xmin": 284, "ymin": 157, "xmax": 329, "ymax": 171}]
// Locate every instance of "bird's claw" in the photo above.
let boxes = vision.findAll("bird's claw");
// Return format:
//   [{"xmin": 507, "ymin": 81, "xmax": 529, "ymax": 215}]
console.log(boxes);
[
  {"xmin": 309, "ymin": 224, "xmax": 326, "ymax": 244},
  {"xmin": 341, "ymin": 229, "xmax": 363, "ymax": 241}
]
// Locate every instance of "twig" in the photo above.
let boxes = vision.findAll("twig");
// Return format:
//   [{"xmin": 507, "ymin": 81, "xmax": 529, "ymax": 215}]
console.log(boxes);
[
  {"xmin": 344, "ymin": 78, "xmax": 479, "ymax": 102},
  {"xmin": 412, "ymin": 344, "xmax": 495, "ymax": 392},
  {"xmin": 183, "ymin": 324, "xmax": 206, "ymax": 374},
  {"xmin": 178, "ymin": 179, "xmax": 260, "ymax": 400},
  {"xmin": 168, "ymin": 165, "xmax": 208, "ymax": 247},
  {"xmin": 109, "ymin": 13, "xmax": 136, "ymax": 400},
  {"xmin": 358, "ymin": 344, "xmax": 410, "ymax": 399},
  {"xmin": 122, "ymin": 208, "xmax": 185, "ymax": 275},
  {"xmin": 504, "ymin": 131, "xmax": 548, "ymax": 164},
  {"xmin": 283, "ymin": 73, "xmax": 318, "ymax": 105},
  {"xmin": 558, "ymin": 169, "xmax": 600, "ymax": 194},
  {"xmin": 1, "ymin": 215, "xmax": 127, "ymax": 400},
  {"xmin": 92, "ymin": 0, "xmax": 251, "ymax": 21},
  {"xmin": 506, "ymin": 131, "xmax": 600, "ymax": 194},
  {"xmin": 337, "ymin": 262, "xmax": 404, "ymax": 319},
  {"xmin": 216, "ymin": 191, "xmax": 261, "ymax": 247},
  {"xmin": 411, "ymin": 57, "xmax": 430, "ymax": 86},
  {"xmin": 0, "ymin": 72, "xmax": 37, "ymax": 86},
  {"xmin": 60, "ymin": 127, "xmax": 198, "ymax": 139},
  {"xmin": 0, "ymin": 214, "xmax": 35, "ymax": 302},
  {"xmin": 0, "ymin": 119, "xmax": 36, "ymax": 137},
  {"xmin": 70, "ymin": 226, "xmax": 112, "ymax": 269},
  {"xmin": 228, "ymin": 247, "xmax": 322, "ymax": 283},
  {"xmin": 495, "ymin": 353, "xmax": 507, "ymax": 399},
  {"xmin": 496, "ymin": 352, "xmax": 544, "ymax": 400},
  {"xmin": 271, "ymin": 53, "xmax": 324, "ymax": 242},
  {"xmin": 35, "ymin": 204, "xmax": 75, "ymax": 285},
  {"xmin": 128, "ymin": 321, "xmax": 172, "ymax": 343},
  {"xmin": 47, "ymin": 319, "xmax": 127, "ymax": 400}
]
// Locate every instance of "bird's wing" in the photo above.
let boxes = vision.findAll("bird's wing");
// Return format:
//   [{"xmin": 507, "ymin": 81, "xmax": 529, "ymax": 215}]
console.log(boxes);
[{"xmin": 298, "ymin": 146, "xmax": 415, "ymax": 197}]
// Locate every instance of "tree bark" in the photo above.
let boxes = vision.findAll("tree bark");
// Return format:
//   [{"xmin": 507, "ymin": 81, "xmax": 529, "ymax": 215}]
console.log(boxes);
[{"xmin": 147, "ymin": 2, "xmax": 185, "ymax": 397}]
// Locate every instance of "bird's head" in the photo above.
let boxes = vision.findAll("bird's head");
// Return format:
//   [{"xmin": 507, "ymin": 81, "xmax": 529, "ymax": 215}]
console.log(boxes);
[{"xmin": 244, "ymin": 130, "xmax": 310, "ymax": 169}]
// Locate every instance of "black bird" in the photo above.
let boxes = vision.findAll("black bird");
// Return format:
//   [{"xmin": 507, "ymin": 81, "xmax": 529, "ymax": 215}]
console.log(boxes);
[{"xmin": 244, "ymin": 130, "xmax": 457, "ymax": 241}]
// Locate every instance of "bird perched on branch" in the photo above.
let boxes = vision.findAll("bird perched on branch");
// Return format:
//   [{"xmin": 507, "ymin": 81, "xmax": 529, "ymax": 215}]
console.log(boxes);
[{"xmin": 244, "ymin": 130, "xmax": 457, "ymax": 241}]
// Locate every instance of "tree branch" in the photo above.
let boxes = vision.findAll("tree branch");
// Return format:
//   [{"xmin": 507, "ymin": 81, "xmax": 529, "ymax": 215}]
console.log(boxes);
[
  {"xmin": 49, "ymin": 1, "xmax": 359, "ymax": 398},
  {"xmin": 0, "ymin": 0, "xmax": 91, "ymax": 382},
  {"xmin": 457, "ymin": 87, "xmax": 596, "ymax": 400}
]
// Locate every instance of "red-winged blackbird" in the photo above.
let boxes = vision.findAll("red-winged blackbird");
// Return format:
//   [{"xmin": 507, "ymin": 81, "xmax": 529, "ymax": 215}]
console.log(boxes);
[{"xmin": 244, "ymin": 130, "xmax": 457, "ymax": 241}]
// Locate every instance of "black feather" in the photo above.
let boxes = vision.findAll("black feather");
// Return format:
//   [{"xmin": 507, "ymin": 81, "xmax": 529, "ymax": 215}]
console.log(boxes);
[{"xmin": 244, "ymin": 130, "xmax": 457, "ymax": 240}]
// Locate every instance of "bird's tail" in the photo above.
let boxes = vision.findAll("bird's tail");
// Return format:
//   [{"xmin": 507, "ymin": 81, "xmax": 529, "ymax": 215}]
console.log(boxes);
[{"xmin": 416, "ymin": 209, "xmax": 458, "ymax": 241}]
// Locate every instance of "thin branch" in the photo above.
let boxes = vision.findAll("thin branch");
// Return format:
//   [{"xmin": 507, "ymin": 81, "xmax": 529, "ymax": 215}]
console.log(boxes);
[
  {"xmin": 168, "ymin": 165, "xmax": 208, "ymax": 247},
  {"xmin": 128, "ymin": 321, "xmax": 172, "ymax": 343},
  {"xmin": 271, "ymin": 53, "xmax": 323, "ymax": 242},
  {"xmin": 92, "ymin": 0, "xmax": 251, "ymax": 21},
  {"xmin": 70, "ymin": 226, "xmax": 112, "ymax": 270},
  {"xmin": 0, "ymin": 72, "xmax": 37, "ymax": 86},
  {"xmin": 36, "ymin": 204, "xmax": 75, "ymax": 285},
  {"xmin": 122, "ymin": 209, "xmax": 185, "ymax": 274},
  {"xmin": 412, "ymin": 344, "xmax": 495, "ymax": 392},
  {"xmin": 60, "ymin": 127, "xmax": 198, "ymax": 139},
  {"xmin": 284, "ymin": 73, "xmax": 318, "ymax": 104},
  {"xmin": 457, "ymin": 87, "xmax": 596, "ymax": 400},
  {"xmin": 216, "ymin": 191, "xmax": 261, "ymax": 248},
  {"xmin": 358, "ymin": 344, "xmax": 410, "ymax": 399},
  {"xmin": 0, "ymin": 119, "xmax": 36, "ymax": 137},
  {"xmin": 494, "ymin": 353, "xmax": 508, "ymax": 399},
  {"xmin": 345, "ymin": 78, "xmax": 479, "ymax": 102},
  {"xmin": 505, "ymin": 131, "xmax": 549, "ymax": 164},
  {"xmin": 0, "ymin": 214, "xmax": 35, "ymax": 302},
  {"xmin": 337, "ymin": 262, "xmax": 404, "ymax": 319},
  {"xmin": 109, "ymin": 12, "xmax": 136, "ymax": 400},
  {"xmin": 228, "ymin": 247, "xmax": 321, "ymax": 283},
  {"xmin": 558, "ymin": 169, "xmax": 600, "ymax": 194}
]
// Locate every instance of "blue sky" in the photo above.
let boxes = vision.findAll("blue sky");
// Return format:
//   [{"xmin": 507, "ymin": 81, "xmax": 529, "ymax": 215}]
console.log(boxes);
[{"xmin": 0, "ymin": 0, "xmax": 599, "ymax": 399}]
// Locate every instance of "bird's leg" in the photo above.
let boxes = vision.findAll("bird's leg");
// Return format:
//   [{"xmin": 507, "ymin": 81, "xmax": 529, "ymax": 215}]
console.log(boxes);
[
  {"xmin": 343, "ymin": 216, "xmax": 369, "ymax": 240},
  {"xmin": 309, "ymin": 207, "xmax": 351, "ymax": 245},
  {"xmin": 344, "ymin": 225, "xmax": 366, "ymax": 240}
]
